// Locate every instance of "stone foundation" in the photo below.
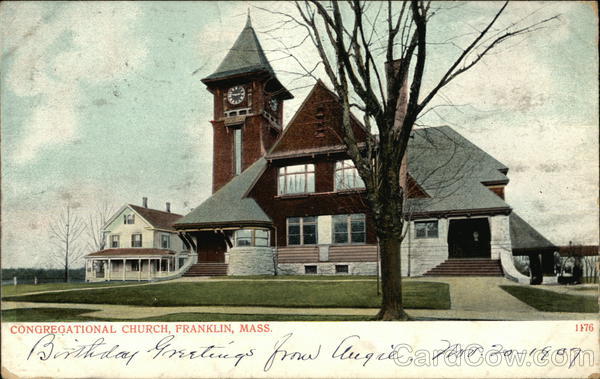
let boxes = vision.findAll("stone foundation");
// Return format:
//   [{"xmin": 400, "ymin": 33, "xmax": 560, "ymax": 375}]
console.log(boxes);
[
  {"xmin": 277, "ymin": 262, "xmax": 377, "ymax": 275},
  {"xmin": 227, "ymin": 247, "xmax": 275, "ymax": 275}
]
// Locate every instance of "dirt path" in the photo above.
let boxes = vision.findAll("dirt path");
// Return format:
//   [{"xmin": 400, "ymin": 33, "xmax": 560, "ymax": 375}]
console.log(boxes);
[{"xmin": 417, "ymin": 276, "xmax": 537, "ymax": 312}]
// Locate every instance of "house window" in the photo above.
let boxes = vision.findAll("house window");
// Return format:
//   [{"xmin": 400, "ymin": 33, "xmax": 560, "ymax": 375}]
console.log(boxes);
[
  {"xmin": 333, "ymin": 214, "xmax": 366, "ymax": 244},
  {"xmin": 234, "ymin": 229, "xmax": 270, "ymax": 247},
  {"xmin": 415, "ymin": 220, "xmax": 438, "ymax": 239},
  {"xmin": 131, "ymin": 233, "xmax": 142, "ymax": 247},
  {"xmin": 287, "ymin": 217, "xmax": 317, "ymax": 245},
  {"xmin": 110, "ymin": 235, "xmax": 120, "ymax": 248},
  {"xmin": 161, "ymin": 234, "xmax": 170, "ymax": 249},
  {"xmin": 278, "ymin": 164, "xmax": 315, "ymax": 195},
  {"xmin": 304, "ymin": 265, "xmax": 317, "ymax": 274},
  {"xmin": 334, "ymin": 160, "xmax": 365, "ymax": 190},
  {"xmin": 335, "ymin": 265, "xmax": 349, "ymax": 274},
  {"xmin": 234, "ymin": 127, "xmax": 242, "ymax": 175},
  {"xmin": 124, "ymin": 214, "xmax": 135, "ymax": 224},
  {"xmin": 131, "ymin": 260, "xmax": 140, "ymax": 272}
]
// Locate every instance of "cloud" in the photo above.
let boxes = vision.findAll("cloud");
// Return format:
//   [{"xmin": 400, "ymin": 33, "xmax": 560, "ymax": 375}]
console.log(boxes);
[{"xmin": 3, "ymin": 2, "xmax": 147, "ymax": 165}]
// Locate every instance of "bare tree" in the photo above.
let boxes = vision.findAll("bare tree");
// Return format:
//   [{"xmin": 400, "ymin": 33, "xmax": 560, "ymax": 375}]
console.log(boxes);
[
  {"xmin": 49, "ymin": 203, "xmax": 87, "ymax": 282},
  {"xmin": 265, "ymin": 1, "xmax": 557, "ymax": 320},
  {"xmin": 86, "ymin": 201, "xmax": 116, "ymax": 252}
]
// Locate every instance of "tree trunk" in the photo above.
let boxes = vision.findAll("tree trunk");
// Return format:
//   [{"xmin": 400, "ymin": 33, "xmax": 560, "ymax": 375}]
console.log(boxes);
[{"xmin": 376, "ymin": 233, "xmax": 410, "ymax": 321}]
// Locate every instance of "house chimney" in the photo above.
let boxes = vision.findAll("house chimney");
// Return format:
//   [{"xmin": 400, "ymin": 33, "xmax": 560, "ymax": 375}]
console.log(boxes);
[
  {"xmin": 142, "ymin": 197, "xmax": 148, "ymax": 208},
  {"xmin": 166, "ymin": 202, "xmax": 171, "ymax": 213}
]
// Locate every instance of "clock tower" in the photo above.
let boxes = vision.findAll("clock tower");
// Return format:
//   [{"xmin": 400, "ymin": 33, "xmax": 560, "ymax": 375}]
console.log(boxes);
[{"xmin": 202, "ymin": 15, "xmax": 293, "ymax": 193}]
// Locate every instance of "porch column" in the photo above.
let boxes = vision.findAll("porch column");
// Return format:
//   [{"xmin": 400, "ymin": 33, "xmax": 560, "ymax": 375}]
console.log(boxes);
[
  {"xmin": 122, "ymin": 259, "xmax": 126, "ymax": 281},
  {"xmin": 167, "ymin": 258, "xmax": 171, "ymax": 272},
  {"xmin": 107, "ymin": 259, "xmax": 112, "ymax": 281},
  {"xmin": 138, "ymin": 258, "xmax": 141, "ymax": 281},
  {"xmin": 147, "ymin": 259, "xmax": 151, "ymax": 280}
]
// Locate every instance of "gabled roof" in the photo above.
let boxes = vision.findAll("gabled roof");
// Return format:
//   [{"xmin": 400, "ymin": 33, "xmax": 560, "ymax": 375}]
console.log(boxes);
[
  {"xmin": 203, "ymin": 15, "xmax": 274, "ymax": 82},
  {"xmin": 509, "ymin": 212, "xmax": 556, "ymax": 252},
  {"xmin": 86, "ymin": 248, "xmax": 176, "ymax": 257},
  {"xmin": 268, "ymin": 80, "xmax": 367, "ymax": 158},
  {"xmin": 174, "ymin": 158, "xmax": 271, "ymax": 229},
  {"xmin": 129, "ymin": 205, "xmax": 183, "ymax": 231},
  {"xmin": 406, "ymin": 126, "xmax": 511, "ymax": 215},
  {"xmin": 103, "ymin": 204, "xmax": 183, "ymax": 231}
]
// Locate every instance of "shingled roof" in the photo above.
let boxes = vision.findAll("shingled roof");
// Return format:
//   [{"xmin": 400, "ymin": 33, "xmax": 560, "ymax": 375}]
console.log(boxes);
[
  {"xmin": 173, "ymin": 158, "xmax": 271, "ymax": 229},
  {"xmin": 406, "ymin": 126, "xmax": 511, "ymax": 216},
  {"xmin": 202, "ymin": 15, "xmax": 274, "ymax": 82},
  {"xmin": 128, "ymin": 205, "xmax": 182, "ymax": 231},
  {"xmin": 509, "ymin": 212, "xmax": 556, "ymax": 253}
]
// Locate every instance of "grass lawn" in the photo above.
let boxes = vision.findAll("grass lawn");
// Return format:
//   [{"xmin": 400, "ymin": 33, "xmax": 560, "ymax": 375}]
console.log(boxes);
[
  {"xmin": 1, "ymin": 308, "xmax": 372, "ymax": 322},
  {"xmin": 1, "ymin": 281, "xmax": 142, "ymax": 297},
  {"xmin": 3, "ymin": 281, "xmax": 450, "ymax": 310},
  {"xmin": 500, "ymin": 285, "xmax": 599, "ymax": 313}
]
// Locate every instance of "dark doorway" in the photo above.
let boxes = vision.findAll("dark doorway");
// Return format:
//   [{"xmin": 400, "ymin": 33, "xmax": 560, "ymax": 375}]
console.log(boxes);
[
  {"xmin": 448, "ymin": 218, "xmax": 491, "ymax": 258},
  {"xmin": 195, "ymin": 231, "xmax": 227, "ymax": 263}
]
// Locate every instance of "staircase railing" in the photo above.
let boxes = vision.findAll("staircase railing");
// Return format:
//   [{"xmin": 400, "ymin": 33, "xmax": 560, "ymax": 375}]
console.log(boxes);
[{"xmin": 151, "ymin": 253, "xmax": 197, "ymax": 282}]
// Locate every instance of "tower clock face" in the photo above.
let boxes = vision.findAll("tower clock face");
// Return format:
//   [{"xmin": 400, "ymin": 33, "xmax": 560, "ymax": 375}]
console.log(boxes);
[
  {"xmin": 269, "ymin": 98, "xmax": 278, "ymax": 111},
  {"xmin": 227, "ymin": 85, "xmax": 246, "ymax": 105}
]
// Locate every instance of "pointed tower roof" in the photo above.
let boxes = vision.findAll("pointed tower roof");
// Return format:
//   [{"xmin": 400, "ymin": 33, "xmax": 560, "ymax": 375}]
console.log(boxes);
[{"xmin": 202, "ymin": 15, "xmax": 275, "ymax": 82}]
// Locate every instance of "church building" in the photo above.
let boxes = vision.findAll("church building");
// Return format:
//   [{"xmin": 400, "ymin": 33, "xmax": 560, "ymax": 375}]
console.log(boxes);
[{"xmin": 170, "ymin": 15, "xmax": 555, "ymax": 283}]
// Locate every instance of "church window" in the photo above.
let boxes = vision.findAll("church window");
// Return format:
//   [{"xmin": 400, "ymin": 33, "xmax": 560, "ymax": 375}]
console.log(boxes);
[
  {"xmin": 415, "ymin": 220, "xmax": 438, "ymax": 239},
  {"xmin": 278, "ymin": 164, "xmax": 315, "ymax": 195},
  {"xmin": 234, "ymin": 229, "xmax": 270, "ymax": 247},
  {"xmin": 334, "ymin": 160, "xmax": 365, "ymax": 191},
  {"xmin": 333, "ymin": 214, "xmax": 366, "ymax": 244},
  {"xmin": 234, "ymin": 128, "xmax": 242, "ymax": 175},
  {"xmin": 287, "ymin": 217, "xmax": 317, "ymax": 245}
]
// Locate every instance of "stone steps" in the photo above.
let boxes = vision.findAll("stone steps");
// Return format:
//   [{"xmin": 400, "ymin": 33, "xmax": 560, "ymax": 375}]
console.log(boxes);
[
  {"xmin": 183, "ymin": 263, "xmax": 228, "ymax": 277},
  {"xmin": 423, "ymin": 259, "xmax": 503, "ymax": 276}
]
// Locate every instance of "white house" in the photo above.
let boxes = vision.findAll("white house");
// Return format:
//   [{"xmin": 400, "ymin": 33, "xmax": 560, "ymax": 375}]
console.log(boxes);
[{"xmin": 85, "ymin": 198, "xmax": 191, "ymax": 282}]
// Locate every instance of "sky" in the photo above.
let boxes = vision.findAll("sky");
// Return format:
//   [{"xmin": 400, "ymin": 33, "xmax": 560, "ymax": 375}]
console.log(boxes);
[{"xmin": 1, "ymin": 1, "xmax": 598, "ymax": 269}]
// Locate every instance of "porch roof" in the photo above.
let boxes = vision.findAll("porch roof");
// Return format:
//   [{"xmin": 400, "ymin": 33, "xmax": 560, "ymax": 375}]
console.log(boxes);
[
  {"xmin": 86, "ymin": 248, "xmax": 177, "ymax": 257},
  {"xmin": 509, "ymin": 212, "xmax": 556, "ymax": 253},
  {"xmin": 173, "ymin": 158, "xmax": 271, "ymax": 229}
]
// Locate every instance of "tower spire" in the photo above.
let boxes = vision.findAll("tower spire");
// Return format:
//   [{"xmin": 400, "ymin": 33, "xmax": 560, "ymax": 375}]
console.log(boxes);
[{"xmin": 246, "ymin": 8, "xmax": 252, "ymax": 28}]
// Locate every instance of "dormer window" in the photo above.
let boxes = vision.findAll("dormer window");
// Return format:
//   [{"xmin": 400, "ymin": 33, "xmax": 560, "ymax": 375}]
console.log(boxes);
[
  {"xmin": 278, "ymin": 164, "xmax": 315, "ymax": 195},
  {"xmin": 334, "ymin": 160, "xmax": 365, "ymax": 191},
  {"xmin": 124, "ymin": 214, "xmax": 135, "ymax": 224}
]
